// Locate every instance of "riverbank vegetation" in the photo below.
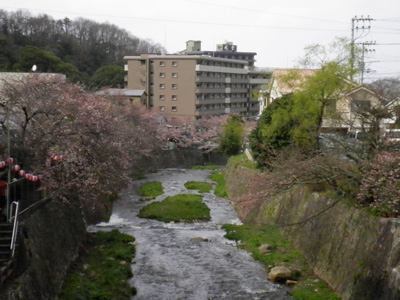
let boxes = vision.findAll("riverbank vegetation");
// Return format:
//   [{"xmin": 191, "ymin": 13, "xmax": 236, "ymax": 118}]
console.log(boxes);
[
  {"xmin": 209, "ymin": 169, "xmax": 228, "ymax": 198},
  {"xmin": 249, "ymin": 61, "xmax": 400, "ymax": 217},
  {"xmin": 138, "ymin": 194, "xmax": 211, "ymax": 222},
  {"xmin": 222, "ymin": 224, "xmax": 340, "ymax": 300},
  {"xmin": 137, "ymin": 181, "xmax": 164, "ymax": 199},
  {"xmin": 59, "ymin": 230, "xmax": 136, "ymax": 300},
  {"xmin": 189, "ymin": 164, "xmax": 228, "ymax": 198},
  {"xmin": 191, "ymin": 163, "xmax": 220, "ymax": 170}
]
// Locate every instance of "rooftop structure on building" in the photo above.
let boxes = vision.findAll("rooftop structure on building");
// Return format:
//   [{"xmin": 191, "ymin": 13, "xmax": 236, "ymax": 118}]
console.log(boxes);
[
  {"xmin": 181, "ymin": 40, "xmax": 257, "ymax": 69},
  {"xmin": 124, "ymin": 41, "xmax": 273, "ymax": 120}
]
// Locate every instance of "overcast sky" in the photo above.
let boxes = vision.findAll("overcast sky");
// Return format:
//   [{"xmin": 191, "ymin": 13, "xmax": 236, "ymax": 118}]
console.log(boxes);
[{"xmin": 1, "ymin": 0, "xmax": 399, "ymax": 82}]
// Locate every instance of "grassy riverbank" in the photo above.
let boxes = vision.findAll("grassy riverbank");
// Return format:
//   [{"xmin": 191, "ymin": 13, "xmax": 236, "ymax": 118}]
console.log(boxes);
[
  {"xmin": 222, "ymin": 224, "xmax": 340, "ymax": 300},
  {"xmin": 58, "ymin": 230, "xmax": 136, "ymax": 300}
]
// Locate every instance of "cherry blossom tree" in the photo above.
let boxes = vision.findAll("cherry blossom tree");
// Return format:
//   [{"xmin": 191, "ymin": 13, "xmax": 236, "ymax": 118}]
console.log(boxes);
[
  {"xmin": 156, "ymin": 115, "xmax": 229, "ymax": 153},
  {"xmin": 357, "ymin": 151, "xmax": 400, "ymax": 216},
  {"xmin": 0, "ymin": 75, "xmax": 161, "ymax": 206}
]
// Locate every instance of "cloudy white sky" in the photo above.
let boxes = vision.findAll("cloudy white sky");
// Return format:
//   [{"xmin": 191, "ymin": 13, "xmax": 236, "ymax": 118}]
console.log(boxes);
[{"xmin": 1, "ymin": 0, "xmax": 399, "ymax": 82}]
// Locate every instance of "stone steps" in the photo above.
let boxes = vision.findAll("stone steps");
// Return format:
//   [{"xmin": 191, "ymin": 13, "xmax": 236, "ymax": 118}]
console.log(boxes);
[{"xmin": 0, "ymin": 222, "xmax": 15, "ymax": 288}]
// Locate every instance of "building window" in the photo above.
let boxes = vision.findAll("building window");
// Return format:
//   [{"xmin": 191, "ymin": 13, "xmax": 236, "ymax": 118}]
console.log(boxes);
[
  {"xmin": 171, "ymin": 106, "xmax": 177, "ymax": 112},
  {"xmin": 172, "ymin": 84, "xmax": 177, "ymax": 90},
  {"xmin": 160, "ymin": 73, "xmax": 165, "ymax": 78},
  {"xmin": 160, "ymin": 61, "xmax": 165, "ymax": 67},
  {"xmin": 159, "ymin": 84, "xmax": 165, "ymax": 89},
  {"xmin": 160, "ymin": 106, "xmax": 165, "ymax": 111},
  {"xmin": 172, "ymin": 73, "xmax": 178, "ymax": 78},
  {"xmin": 172, "ymin": 95, "xmax": 177, "ymax": 101},
  {"xmin": 172, "ymin": 61, "xmax": 178, "ymax": 67},
  {"xmin": 351, "ymin": 100, "xmax": 371, "ymax": 112},
  {"xmin": 159, "ymin": 95, "xmax": 165, "ymax": 101}
]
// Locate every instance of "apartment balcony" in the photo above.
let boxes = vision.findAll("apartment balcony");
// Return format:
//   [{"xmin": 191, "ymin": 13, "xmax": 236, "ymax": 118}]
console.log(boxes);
[
  {"xmin": 195, "ymin": 65, "xmax": 248, "ymax": 74},
  {"xmin": 224, "ymin": 107, "xmax": 248, "ymax": 114},
  {"xmin": 224, "ymin": 97, "xmax": 248, "ymax": 104},
  {"xmin": 225, "ymin": 77, "xmax": 249, "ymax": 84},
  {"xmin": 248, "ymin": 104, "xmax": 260, "ymax": 112},
  {"xmin": 195, "ymin": 98, "xmax": 226, "ymax": 105},
  {"xmin": 195, "ymin": 108, "xmax": 226, "ymax": 116},
  {"xmin": 226, "ymin": 88, "xmax": 248, "ymax": 93},
  {"xmin": 195, "ymin": 76, "xmax": 226, "ymax": 83},
  {"xmin": 195, "ymin": 87, "xmax": 226, "ymax": 94},
  {"xmin": 249, "ymin": 78, "xmax": 270, "ymax": 85}
]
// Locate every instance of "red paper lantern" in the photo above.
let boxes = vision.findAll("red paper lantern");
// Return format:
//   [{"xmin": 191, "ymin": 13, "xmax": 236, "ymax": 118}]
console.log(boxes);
[
  {"xmin": 6, "ymin": 158, "xmax": 13, "ymax": 164},
  {"xmin": 0, "ymin": 161, "xmax": 5, "ymax": 168},
  {"xmin": 13, "ymin": 165, "xmax": 21, "ymax": 172},
  {"xmin": 18, "ymin": 170, "xmax": 26, "ymax": 177},
  {"xmin": 32, "ymin": 176, "xmax": 38, "ymax": 182}
]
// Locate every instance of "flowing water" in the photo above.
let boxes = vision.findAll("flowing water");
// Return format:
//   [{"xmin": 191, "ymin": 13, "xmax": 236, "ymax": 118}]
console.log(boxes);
[{"xmin": 88, "ymin": 168, "xmax": 292, "ymax": 300}]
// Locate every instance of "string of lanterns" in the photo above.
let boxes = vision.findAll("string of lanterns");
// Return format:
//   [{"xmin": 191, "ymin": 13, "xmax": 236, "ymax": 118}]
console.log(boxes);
[{"xmin": 0, "ymin": 155, "xmax": 63, "ymax": 182}]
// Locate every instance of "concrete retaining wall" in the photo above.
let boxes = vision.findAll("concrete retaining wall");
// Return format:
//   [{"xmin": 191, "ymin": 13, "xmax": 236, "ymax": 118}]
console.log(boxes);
[{"xmin": 225, "ymin": 161, "xmax": 400, "ymax": 300}]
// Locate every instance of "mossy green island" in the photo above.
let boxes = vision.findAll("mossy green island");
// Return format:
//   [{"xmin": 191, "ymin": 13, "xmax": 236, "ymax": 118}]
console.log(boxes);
[
  {"xmin": 138, "ymin": 194, "xmax": 211, "ymax": 222},
  {"xmin": 137, "ymin": 181, "xmax": 163, "ymax": 199},
  {"xmin": 184, "ymin": 181, "xmax": 212, "ymax": 193}
]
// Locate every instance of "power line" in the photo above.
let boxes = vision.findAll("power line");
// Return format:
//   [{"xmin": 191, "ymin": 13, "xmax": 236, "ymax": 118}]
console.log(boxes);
[
  {"xmin": 183, "ymin": 0, "xmax": 348, "ymax": 24},
  {"xmin": 0, "ymin": 5, "xmax": 349, "ymax": 32}
]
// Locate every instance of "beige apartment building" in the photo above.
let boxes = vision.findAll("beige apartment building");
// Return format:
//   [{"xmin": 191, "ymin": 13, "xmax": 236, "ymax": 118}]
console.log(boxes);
[{"xmin": 124, "ymin": 41, "xmax": 271, "ymax": 120}]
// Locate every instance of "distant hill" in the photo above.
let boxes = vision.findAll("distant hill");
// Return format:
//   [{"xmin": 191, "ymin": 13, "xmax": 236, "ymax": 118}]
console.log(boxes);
[{"xmin": 0, "ymin": 9, "xmax": 166, "ymax": 88}]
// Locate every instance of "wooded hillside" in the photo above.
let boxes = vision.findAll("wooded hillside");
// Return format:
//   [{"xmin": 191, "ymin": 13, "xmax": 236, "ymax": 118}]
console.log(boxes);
[{"xmin": 0, "ymin": 9, "xmax": 166, "ymax": 88}]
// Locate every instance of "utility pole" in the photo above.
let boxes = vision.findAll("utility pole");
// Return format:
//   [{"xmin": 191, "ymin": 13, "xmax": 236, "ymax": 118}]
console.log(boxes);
[
  {"xmin": 358, "ymin": 41, "xmax": 376, "ymax": 84},
  {"xmin": 350, "ymin": 15, "xmax": 374, "ymax": 80}
]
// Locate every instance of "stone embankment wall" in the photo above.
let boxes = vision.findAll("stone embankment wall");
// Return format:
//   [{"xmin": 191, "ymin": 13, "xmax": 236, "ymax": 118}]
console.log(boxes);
[
  {"xmin": 133, "ymin": 149, "xmax": 227, "ymax": 174},
  {"xmin": 1, "ymin": 149, "xmax": 221, "ymax": 300},
  {"xmin": 225, "ymin": 161, "xmax": 400, "ymax": 300},
  {"xmin": 3, "ymin": 199, "xmax": 88, "ymax": 300}
]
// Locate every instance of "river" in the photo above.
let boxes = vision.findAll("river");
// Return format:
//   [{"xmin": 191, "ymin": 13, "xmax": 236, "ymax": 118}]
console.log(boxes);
[{"xmin": 88, "ymin": 168, "xmax": 292, "ymax": 300}]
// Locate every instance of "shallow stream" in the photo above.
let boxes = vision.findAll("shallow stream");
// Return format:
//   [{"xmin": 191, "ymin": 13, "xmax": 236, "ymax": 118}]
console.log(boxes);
[{"xmin": 88, "ymin": 168, "xmax": 292, "ymax": 300}]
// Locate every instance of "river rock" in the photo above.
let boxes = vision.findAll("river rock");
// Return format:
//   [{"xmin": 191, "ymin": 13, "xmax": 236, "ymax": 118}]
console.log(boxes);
[
  {"xmin": 285, "ymin": 280, "xmax": 298, "ymax": 286},
  {"xmin": 258, "ymin": 244, "xmax": 273, "ymax": 254},
  {"xmin": 268, "ymin": 266, "xmax": 293, "ymax": 283},
  {"xmin": 190, "ymin": 237, "xmax": 209, "ymax": 242}
]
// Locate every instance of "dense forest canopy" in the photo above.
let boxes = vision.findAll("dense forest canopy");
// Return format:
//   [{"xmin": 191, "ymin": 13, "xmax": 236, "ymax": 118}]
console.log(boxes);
[{"xmin": 0, "ymin": 9, "xmax": 166, "ymax": 87}]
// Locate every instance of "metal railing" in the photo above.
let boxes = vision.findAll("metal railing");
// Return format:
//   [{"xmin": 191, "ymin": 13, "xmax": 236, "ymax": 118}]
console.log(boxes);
[{"xmin": 9, "ymin": 201, "xmax": 19, "ymax": 257}]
